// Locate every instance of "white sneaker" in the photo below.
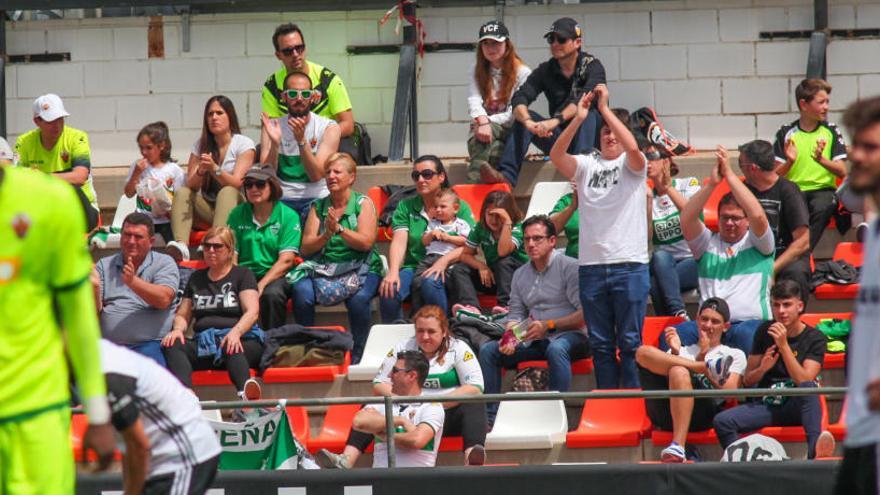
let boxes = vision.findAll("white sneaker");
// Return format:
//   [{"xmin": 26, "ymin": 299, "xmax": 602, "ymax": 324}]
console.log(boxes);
[
  {"xmin": 315, "ymin": 449, "xmax": 351, "ymax": 469},
  {"xmin": 660, "ymin": 442, "xmax": 686, "ymax": 463}
]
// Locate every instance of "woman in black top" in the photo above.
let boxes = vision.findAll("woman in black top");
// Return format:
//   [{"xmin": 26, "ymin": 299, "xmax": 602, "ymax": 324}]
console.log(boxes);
[{"xmin": 162, "ymin": 226, "xmax": 263, "ymax": 396}]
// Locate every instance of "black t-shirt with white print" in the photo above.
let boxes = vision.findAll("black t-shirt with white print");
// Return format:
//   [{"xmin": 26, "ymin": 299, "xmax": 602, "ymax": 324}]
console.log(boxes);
[
  {"xmin": 750, "ymin": 321, "xmax": 826, "ymax": 389},
  {"xmin": 746, "ymin": 177, "xmax": 809, "ymax": 256},
  {"xmin": 183, "ymin": 265, "xmax": 258, "ymax": 332}
]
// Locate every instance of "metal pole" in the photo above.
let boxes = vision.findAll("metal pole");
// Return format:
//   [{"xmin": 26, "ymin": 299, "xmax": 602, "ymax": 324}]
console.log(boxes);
[
  {"xmin": 814, "ymin": 0, "xmax": 828, "ymax": 31},
  {"xmin": 409, "ymin": 63, "xmax": 418, "ymax": 160},
  {"xmin": 384, "ymin": 395, "xmax": 397, "ymax": 468},
  {"xmin": 0, "ymin": 11, "xmax": 7, "ymax": 139}
]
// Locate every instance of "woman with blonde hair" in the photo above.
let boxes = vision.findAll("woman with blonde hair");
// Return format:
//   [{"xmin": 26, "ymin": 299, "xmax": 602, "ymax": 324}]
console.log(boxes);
[
  {"xmin": 162, "ymin": 226, "xmax": 263, "ymax": 398},
  {"xmin": 466, "ymin": 20, "xmax": 531, "ymax": 183}
]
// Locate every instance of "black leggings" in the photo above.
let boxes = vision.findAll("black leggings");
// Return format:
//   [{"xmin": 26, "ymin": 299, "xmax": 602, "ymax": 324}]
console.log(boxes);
[
  {"xmin": 163, "ymin": 337, "xmax": 263, "ymax": 392},
  {"xmin": 346, "ymin": 402, "xmax": 487, "ymax": 452}
]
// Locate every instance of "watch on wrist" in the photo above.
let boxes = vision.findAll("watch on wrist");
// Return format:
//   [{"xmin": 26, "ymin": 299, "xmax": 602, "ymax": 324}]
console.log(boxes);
[
  {"xmin": 552, "ymin": 112, "xmax": 564, "ymax": 124},
  {"xmin": 214, "ymin": 168, "xmax": 222, "ymax": 177},
  {"xmin": 546, "ymin": 319, "xmax": 556, "ymax": 331},
  {"xmin": 336, "ymin": 223, "xmax": 344, "ymax": 234},
  {"xmin": 297, "ymin": 140, "xmax": 307, "ymax": 147}
]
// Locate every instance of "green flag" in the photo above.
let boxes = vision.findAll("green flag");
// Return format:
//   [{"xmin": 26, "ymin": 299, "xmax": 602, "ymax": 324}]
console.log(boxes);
[{"xmin": 210, "ymin": 408, "xmax": 301, "ymax": 470}]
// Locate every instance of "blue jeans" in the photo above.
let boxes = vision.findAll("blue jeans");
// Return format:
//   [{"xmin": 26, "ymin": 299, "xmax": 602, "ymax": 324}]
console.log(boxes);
[
  {"xmin": 281, "ymin": 196, "xmax": 321, "ymax": 223},
  {"xmin": 127, "ymin": 340, "xmax": 167, "ymax": 368},
  {"xmin": 479, "ymin": 332, "xmax": 591, "ymax": 424},
  {"xmin": 660, "ymin": 319, "xmax": 763, "ymax": 356},
  {"xmin": 497, "ymin": 109, "xmax": 599, "ymax": 187},
  {"xmin": 649, "ymin": 251, "xmax": 698, "ymax": 316},
  {"xmin": 291, "ymin": 273, "xmax": 381, "ymax": 364},
  {"xmin": 578, "ymin": 262, "xmax": 650, "ymax": 389},
  {"xmin": 713, "ymin": 381, "xmax": 823, "ymax": 458},
  {"xmin": 413, "ymin": 271, "xmax": 453, "ymax": 315},
  {"xmin": 379, "ymin": 268, "xmax": 415, "ymax": 322}
]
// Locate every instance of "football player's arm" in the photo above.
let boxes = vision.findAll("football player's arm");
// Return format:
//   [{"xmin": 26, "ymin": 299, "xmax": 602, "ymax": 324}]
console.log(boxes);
[{"xmin": 107, "ymin": 374, "xmax": 150, "ymax": 495}]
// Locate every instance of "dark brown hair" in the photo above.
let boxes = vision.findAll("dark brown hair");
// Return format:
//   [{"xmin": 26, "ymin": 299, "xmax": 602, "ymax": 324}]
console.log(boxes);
[
  {"xmin": 795, "ymin": 78, "xmax": 832, "ymax": 104},
  {"xmin": 199, "ymin": 95, "xmax": 242, "ymax": 166},
  {"xmin": 843, "ymin": 95, "xmax": 880, "ymax": 136},
  {"xmin": 479, "ymin": 189, "xmax": 523, "ymax": 227},
  {"xmin": 137, "ymin": 121, "xmax": 173, "ymax": 163},
  {"xmin": 272, "ymin": 23, "xmax": 304, "ymax": 51}
]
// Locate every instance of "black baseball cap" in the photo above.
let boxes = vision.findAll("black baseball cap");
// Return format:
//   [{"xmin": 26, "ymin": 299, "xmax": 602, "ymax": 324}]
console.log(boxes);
[
  {"xmin": 544, "ymin": 17, "xmax": 582, "ymax": 40},
  {"xmin": 699, "ymin": 297, "xmax": 731, "ymax": 323},
  {"xmin": 478, "ymin": 20, "xmax": 509, "ymax": 42}
]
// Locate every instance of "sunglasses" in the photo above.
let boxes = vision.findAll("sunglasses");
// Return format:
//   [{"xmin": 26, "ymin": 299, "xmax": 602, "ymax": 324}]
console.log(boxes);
[
  {"xmin": 546, "ymin": 34, "xmax": 571, "ymax": 45},
  {"xmin": 244, "ymin": 180, "xmax": 268, "ymax": 190},
  {"xmin": 391, "ymin": 366, "xmax": 412, "ymax": 374},
  {"xmin": 283, "ymin": 89, "xmax": 314, "ymax": 100},
  {"xmin": 411, "ymin": 169, "xmax": 439, "ymax": 181},
  {"xmin": 279, "ymin": 44, "xmax": 306, "ymax": 56},
  {"xmin": 645, "ymin": 151, "xmax": 663, "ymax": 161},
  {"xmin": 202, "ymin": 242, "xmax": 227, "ymax": 251}
]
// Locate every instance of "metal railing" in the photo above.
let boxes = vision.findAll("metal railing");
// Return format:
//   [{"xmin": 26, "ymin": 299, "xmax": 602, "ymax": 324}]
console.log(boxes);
[{"xmin": 196, "ymin": 386, "xmax": 848, "ymax": 468}]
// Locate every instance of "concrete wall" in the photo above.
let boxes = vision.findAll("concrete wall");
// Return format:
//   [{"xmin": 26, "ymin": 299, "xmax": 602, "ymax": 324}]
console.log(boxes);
[{"xmin": 5, "ymin": 0, "xmax": 880, "ymax": 167}]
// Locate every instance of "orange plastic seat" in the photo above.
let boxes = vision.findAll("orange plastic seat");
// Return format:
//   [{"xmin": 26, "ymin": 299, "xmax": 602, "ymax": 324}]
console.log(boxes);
[
  {"xmin": 308, "ymin": 403, "xmax": 362, "ymax": 453},
  {"xmin": 189, "ymin": 229, "xmax": 207, "ymax": 248},
  {"xmin": 651, "ymin": 428, "xmax": 719, "ymax": 445},
  {"xmin": 179, "ymin": 259, "xmax": 207, "ymax": 270},
  {"xmin": 261, "ymin": 326, "xmax": 351, "ymax": 383},
  {"xmin": 192, "ymin": 369, "xmax": 256, "ymax": 386},
  {"xmin": 71, "ymin": 413, "xmax": 122, "ymax": 462},
  {"xmin": 566, "ymin": 395, "xmax": 650, "ymax": 448},
  {"xmin": 799, "ymin": 312, "xmax": 852, "ymax": 369},
  {"xmin": 451, "ymin": 183, "xmax": 512, "ymax": 219},
  {"xmin": 477, "ymin": 294, "xmax": 498, "ymax": 309},
  {"xmin": 516, "ymin": 358, "xmax": 594, "ymax": 375},
  {"xmin": 285, "ymin": 405, "xmax": 311, "ymax": 444},
  {"xmin": 814, "ymin": 243, "xmax": 864, "ymax": 300},
  {"xmin": 642, "ymin": 316, "xmax": 687, "ymax": 347},
  {"xmin": 367, "ymin": 186, "xmax": 393, "ymax": 242},
  {"xmin": 828, "ymin": 399, "xmax": 847, "ymax": 441},
  {"xmin": 759, "ymin": 395, "xmax": 829, "ymax": 442}
]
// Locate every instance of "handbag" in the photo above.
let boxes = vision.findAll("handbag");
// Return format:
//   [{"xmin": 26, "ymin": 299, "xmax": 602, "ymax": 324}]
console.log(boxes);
[{"xmin": 313, "ymin": 267, "xmax": 364, "ymax": 306}]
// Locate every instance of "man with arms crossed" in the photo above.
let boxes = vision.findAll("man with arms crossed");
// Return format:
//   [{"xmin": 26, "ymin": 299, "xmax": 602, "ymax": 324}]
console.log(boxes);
[{"xmin": 351, "ymin": 350, "xmax": 444, "ymax": 468}]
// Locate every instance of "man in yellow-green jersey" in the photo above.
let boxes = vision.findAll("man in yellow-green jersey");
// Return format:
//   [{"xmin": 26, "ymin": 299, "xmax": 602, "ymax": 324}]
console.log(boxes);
[
  {"xmin": 0, "ymin": 166, "xmax": 115, "ymax": 494},
  {"xmin": 14, "ymin": 93, "xmax": 100, "ymax": 232}
]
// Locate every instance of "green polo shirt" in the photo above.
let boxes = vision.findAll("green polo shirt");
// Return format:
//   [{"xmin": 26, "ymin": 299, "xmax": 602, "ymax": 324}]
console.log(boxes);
[
  {"xmin": 391, "ymin": 196, "xmax": 475, "ymax": 270},
  {"xmin": 227, "ymin": 201, "xmax": 301, "ymax": 279},
  {"xmin": 312, "ymin": 191, "xmax": 384, "ymax": 275},
  {"xmin": 465, "ymin": 222, "xmax": 528, "ymax": 266},
  {"xmin": 550, "ymin": 193, "xmax": 579, "ymax": 258}
]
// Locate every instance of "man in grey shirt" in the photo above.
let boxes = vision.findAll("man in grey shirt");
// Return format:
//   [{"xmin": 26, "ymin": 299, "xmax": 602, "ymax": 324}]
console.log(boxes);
[
  {"xmin": 94, "ymin": 213, "xmax": 178, "ymax": 367},
  {"xmin": 478, "ymin": 215, "xmax": 589, "ymax": 425}
]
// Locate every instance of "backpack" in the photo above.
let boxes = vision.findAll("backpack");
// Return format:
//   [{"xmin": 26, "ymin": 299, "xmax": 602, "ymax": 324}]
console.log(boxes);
[
  {"xmin": 378, "ymin": 185, "xmax": 418, "ymax": 227},
  {"xmin": 630, "ymin": 107, "xmax": 694, "ymax": 156}
]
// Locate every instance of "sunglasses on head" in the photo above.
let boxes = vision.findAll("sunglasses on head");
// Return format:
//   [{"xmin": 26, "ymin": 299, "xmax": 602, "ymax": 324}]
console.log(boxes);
[
  {"xmin": 244, "ymin": 180, "xmax": 268, "ymax": 190},
  {"xmin": 645, "ymin": 151, "xmax": 663, "ymax": 161},
  {"xmin": 279, "ymin": 44, "xmax": 306, "ymax": 56},
  {"xmin": 546, "ymin": 34, "xmax": 571, "ymax": 45},
  {"xmin": 411, "ymin": 169, "xmax": 439, "ymax": 181},
  {"xmin": 283, "ymin": 89, "xmax": 314, "ymax": 100},
  {"xmin": 202, "ymin": 242, "xmax": 226, "ymax": 251}
]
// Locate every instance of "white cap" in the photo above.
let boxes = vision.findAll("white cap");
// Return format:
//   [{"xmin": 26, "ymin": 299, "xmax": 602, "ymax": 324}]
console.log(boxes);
[
  {"xmin": 32, "ymin": 93, "xmax": 70, "ymax": 122},
  {"xmin": 0, "ymin": 137, "xmax": 12, "ymax": 163}
]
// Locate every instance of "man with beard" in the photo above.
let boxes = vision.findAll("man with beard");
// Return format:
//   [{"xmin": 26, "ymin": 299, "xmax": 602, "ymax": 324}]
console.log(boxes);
[
  {"xmin": 261, "ymin": 70, "xmax": 341, "ymax": 218},
  {"xmin": 834, "ymin": 96, "xmax": 880, "ymax": 495}
]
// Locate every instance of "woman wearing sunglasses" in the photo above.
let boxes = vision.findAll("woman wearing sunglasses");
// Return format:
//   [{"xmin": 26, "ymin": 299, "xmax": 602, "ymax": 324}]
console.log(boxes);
[
  {"xmin": 291, "ymin": 153, "xmax": 383, "ymax": 363},
  {"xmin": 261, "ymin": 71, "xmax": 341, "ymax": 219},
  {"xmin": 379, "ymin": 156, "xmax": 476, "ymax": 321},
  {"xmin": 171, "ymin": 96, "xmax": 255, "ymax": 248},
  {"xmin": 162, "ymin": 226, "xmax": 264, "ymax": 398},
  {"xmin": 226, "ymin": 165, "xmax": 301, "ymax": 330},
  {"xmin": 466, "ymin": 20, "xmax": 531, "ymax": 184}
]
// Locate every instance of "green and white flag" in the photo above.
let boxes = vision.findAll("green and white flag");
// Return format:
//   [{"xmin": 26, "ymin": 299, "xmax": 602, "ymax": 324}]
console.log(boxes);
[{"xmin": 209, "ymin": 407, "xmax": 302, "ymax": 470}]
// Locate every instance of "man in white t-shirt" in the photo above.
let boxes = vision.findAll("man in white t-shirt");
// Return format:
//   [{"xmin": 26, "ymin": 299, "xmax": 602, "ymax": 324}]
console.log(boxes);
[
  {"xmin": 261, "ymin": 70, "xmax": 341, "ymax": 218},
  {"xmin": 636, "ymin": 297, "xmax": 746, "ymax": 463},
  {"xmin": 666, "ymin": 145, "xmax": 775, "ymax": 356},
  {"xmin": 352, "ymin": 350, "xmax": 444, "ymax": 468},
  {"xmin": 834, "ymin": 96, "xmax": 880, "ymax": 495},
  {"xmin": 548, "ymin": 83, "xmax": 649, "ymax": 389}
]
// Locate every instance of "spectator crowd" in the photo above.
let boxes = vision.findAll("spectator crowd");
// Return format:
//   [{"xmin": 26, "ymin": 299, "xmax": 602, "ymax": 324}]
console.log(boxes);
[{"xmin": 6, "ymin": 15, "xmax": 872, "ymax": 469}]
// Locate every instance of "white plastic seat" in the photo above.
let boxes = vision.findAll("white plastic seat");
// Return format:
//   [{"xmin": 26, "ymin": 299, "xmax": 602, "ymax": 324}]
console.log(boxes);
[
  {"xmin": 347, "ymin": 324, "xmax": 415, "ymax": 381},
  {"xmin": 89, "ymin": 194, "xmax": 166, "ymax": 249},
  {"xmin": 524, "ymin": 182, "xmax": 572, "ymax": 219},
  {"xmin": 485, "ymin": 392, "xmax": 567, "ymax": 450}
]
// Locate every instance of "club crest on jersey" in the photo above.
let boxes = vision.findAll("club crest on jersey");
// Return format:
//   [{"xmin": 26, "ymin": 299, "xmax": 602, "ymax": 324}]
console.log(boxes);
[
  {"xmin": 12, "ymin": 213, "xmax": 31, "ymax": 239},
  {"xmin": 0, "ymin": 258, "xmax": 20, "ymax": 284},
  {"xmin": 61, "ymin": 150, "xmax": 70, "ymax": 162}
]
